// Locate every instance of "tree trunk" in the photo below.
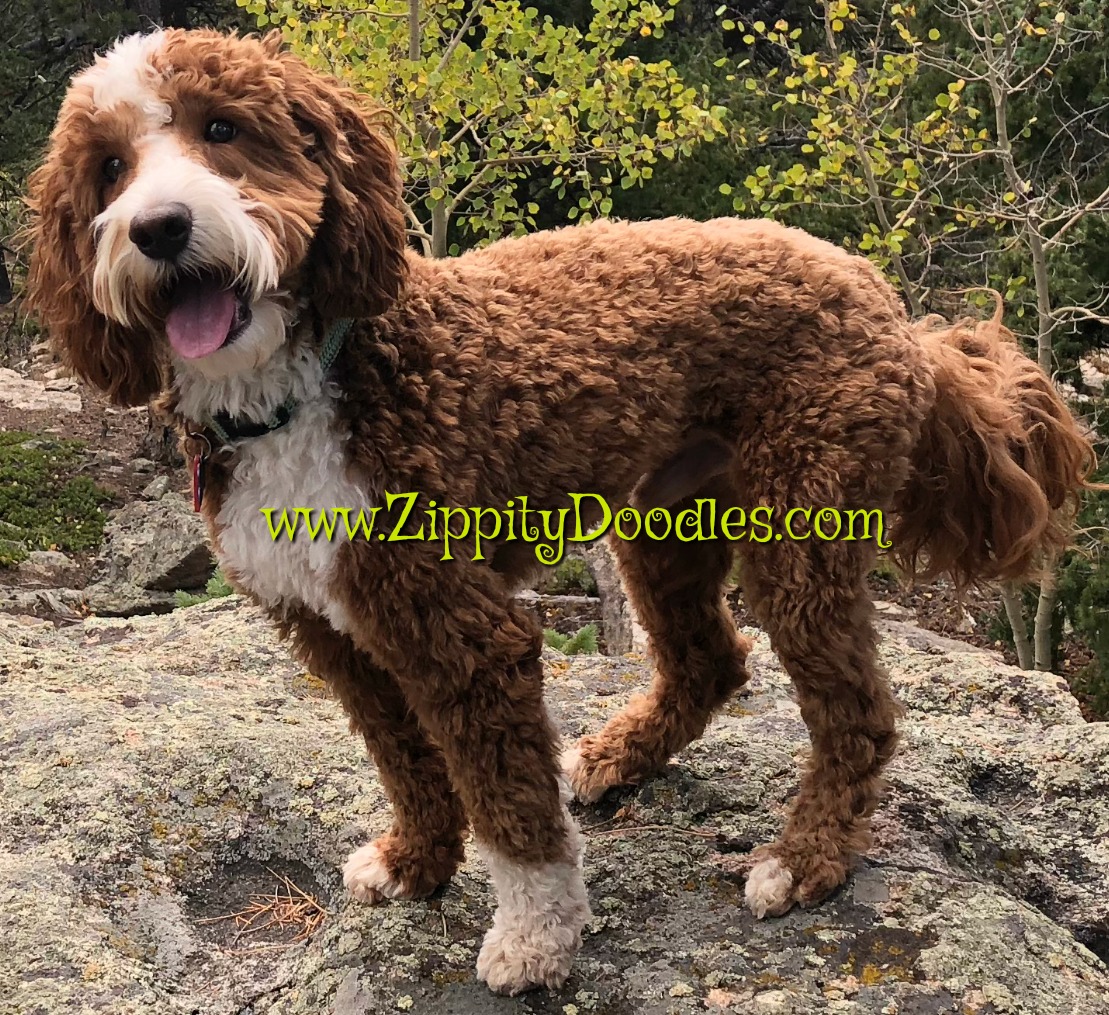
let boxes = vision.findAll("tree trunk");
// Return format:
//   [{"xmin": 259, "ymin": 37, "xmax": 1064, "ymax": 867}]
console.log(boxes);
[
  {"xmin": 1001, "ymin": 582, "xmax": 1034, "ymax": 670},
  {"xmin": 1034, "ymin": 571, "xmax": 1057, "ymax": 671},
  {"xmin": 409, "ymin": 0, "xmax": 449, "ymax": 258}
]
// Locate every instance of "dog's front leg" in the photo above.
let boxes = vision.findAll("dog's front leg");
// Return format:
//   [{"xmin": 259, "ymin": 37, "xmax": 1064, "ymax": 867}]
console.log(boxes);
[
  {"xmin": 338, "ymin": 550, "xmax": 590, "ymax": 995},
  {"xmin": 276, "ymin": 607, "xmax": 467, "ymax": 900}
]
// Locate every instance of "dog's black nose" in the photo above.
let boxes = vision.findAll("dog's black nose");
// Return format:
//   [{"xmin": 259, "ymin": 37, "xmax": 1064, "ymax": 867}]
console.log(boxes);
[{"xmin": 129, "ymin": 204, "xmax": 192, "ymax": 261}]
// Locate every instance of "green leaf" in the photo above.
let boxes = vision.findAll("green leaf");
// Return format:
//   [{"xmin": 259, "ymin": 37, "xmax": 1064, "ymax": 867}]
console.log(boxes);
[
  {"xmin": 277, "ymin": 0, "xmax": 727, "ymax": 249},
  {"xmin": 543, "ymin": 628, "xmax": 570, "ymax": 651}
]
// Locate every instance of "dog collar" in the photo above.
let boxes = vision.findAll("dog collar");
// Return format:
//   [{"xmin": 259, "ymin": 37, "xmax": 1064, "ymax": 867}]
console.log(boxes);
[
  {"xmin": 201, "ymin": 317, "xmax": 353, "ymax": 446},
  {"xmin": 189, "ymin": 318, "xmax": 353, "ymax": 513}
]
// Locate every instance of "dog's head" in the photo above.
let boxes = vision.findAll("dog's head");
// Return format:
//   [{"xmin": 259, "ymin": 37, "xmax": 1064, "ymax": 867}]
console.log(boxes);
[{"xmin": 26, "ymin": 29, "xmax": 407, "ymax": 403}]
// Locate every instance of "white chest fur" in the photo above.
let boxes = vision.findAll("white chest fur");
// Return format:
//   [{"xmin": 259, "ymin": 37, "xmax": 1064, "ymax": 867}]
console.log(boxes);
[
  {"xmin": 175, "ymin": 339, "xmax": 369, "ymax": 630},
  {"xmin": 215, "ymin": 397, "xmax": 367, "ymax": 626}
]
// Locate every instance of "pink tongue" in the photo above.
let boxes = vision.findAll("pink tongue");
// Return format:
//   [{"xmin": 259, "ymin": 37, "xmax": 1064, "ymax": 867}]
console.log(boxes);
[{"xmin": 165, "ymin": 279, "xmax": 237, "ymax": 359}]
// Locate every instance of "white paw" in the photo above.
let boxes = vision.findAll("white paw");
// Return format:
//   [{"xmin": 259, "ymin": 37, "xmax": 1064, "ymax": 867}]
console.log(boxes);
[
  {"xmin": 343, "ymin": 841, "xmax": 409, "ymax": 904},
  {"xmin": 560, "ymin": 744, "xmax": 606, "ymax": 804},
  {"xmin": 477, "ymin": 830, "xmax": 591, "ymax": 995},
  {"xmin": 744, "ymin": 856, "xmax": 795, "ymax": 919},
  {"xmin": 476, "ymin": 917, "xmax": 580, "ymax": 995}
]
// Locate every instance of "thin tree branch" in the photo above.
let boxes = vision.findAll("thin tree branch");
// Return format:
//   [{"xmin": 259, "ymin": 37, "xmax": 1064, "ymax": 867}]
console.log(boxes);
[{"xmin": 435, "ymin": 0, "xmax": 486, "ymax": 76}]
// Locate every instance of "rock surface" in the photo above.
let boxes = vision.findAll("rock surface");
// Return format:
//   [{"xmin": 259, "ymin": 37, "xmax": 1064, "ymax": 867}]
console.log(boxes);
[
  {"xmin": 82, "ymin": 495, "xmax": 216, "ymax": 615},
  {"xmin": 140, "ymin": 476, "xmax": 172, "ymax": 501},
  {"xmin": 1, "ymin": 601, "xmax": 1107, "ymax": 1015},
  {"xmin": 0, "ymin": 366, "xmax": 81, "ymax": 413},
  {"xmin": 0, "ymin": 585, "xmax": 86, "ymax": 622},
  {"xmin": 515, "ymin": 589, "xmax": 604, "ymax": 641},
  {"xmin": 583, "ymin": 540, "xmax": 649, "ymax": 654},
  {"xmin": 16, "ymin": 550, "xmax": 76, "ymax": 582}
]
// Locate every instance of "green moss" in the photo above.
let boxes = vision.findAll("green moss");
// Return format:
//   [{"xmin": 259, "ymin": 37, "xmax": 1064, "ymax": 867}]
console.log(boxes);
[
  {"xmin": 0, "ymin": 430, "xmax": 111, "ymax": 566},
  {"xmin": 0, "ymin": 538, "xmax": 28, "ymax": 567},
  {"xmin": 870, "ymin": 554, "xmax": 903, "ymax": 582}
]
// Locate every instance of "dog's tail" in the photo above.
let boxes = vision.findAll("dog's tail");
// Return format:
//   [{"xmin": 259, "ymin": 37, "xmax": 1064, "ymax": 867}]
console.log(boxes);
[{"xmin": 891, "ymin": 307, "xmax": 1096, "ymax": 586}]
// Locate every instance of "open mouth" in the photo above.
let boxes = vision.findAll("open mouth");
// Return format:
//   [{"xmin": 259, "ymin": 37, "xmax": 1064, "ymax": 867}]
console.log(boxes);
[{"xmin": 163, "ymin": 269, "xmax": 253, "ymax": 360}]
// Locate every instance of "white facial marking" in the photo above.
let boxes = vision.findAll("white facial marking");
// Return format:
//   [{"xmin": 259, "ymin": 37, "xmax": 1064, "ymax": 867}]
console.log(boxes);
[
  {"xmin": 172, "ymin": 294, "xmax": 291, "ymax": 384},
  {"xmin": 175, "ymin": 311, "xmax": 314, "ymax": 421},
  {"xmin": 92, "ymin": 132, "xmax": 281, "ymax": 327},
  {"xmin": 83, "ymin": 31, "xmax": 283, "ymax": 364},
  {"xmin": 78, "ymin": 32, "xmax": 171, "ymax": 122},
  {"xmin": 475, "ymin": 796, "xmax": 590, "ymax": 995}
]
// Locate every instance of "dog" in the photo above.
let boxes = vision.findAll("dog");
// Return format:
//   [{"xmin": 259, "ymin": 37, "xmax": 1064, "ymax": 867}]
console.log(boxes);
[{"xmin": 26, "ymin": 29, "xmax": 1094, "ymax": 995}]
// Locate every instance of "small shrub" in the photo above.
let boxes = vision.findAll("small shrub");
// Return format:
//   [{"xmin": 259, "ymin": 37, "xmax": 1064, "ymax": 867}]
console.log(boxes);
[
  {"xmin": 1071, "ymin": 660, "xmax": 1109, "ymax": 719},
  {"xmin": 544, "ymin": 623, "xmax": 599, "ymax": 655},
  {"xmin": 1056, "ymin": 395, "xmax": 1109, "ymax": 718},
  {"xmin": 544, "ymin": 557, "xmax": 598, "ymax": 596},
  {"xmin": 870, "ymin": 555, "xmax": 902, "ymax": 583},
  {"xmin": 174, "ymin": 571, "xmax": 235, "ymax": 608},
  {"xmin": 0, "ymin": 538, "xmax": 27, "ymax": 567}
]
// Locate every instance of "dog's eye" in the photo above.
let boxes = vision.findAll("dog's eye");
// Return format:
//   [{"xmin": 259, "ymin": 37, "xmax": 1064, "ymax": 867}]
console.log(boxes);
[
  {"xmin": 102, "ymin": 157, "xmax": 125, "ymax": 184},
  {"xmin": 204, "ymin": 119, "xmax": 238, "ymax": 144}
]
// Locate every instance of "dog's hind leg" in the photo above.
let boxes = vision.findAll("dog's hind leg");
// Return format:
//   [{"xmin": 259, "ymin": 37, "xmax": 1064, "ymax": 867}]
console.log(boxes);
[
  {"xmin": 738, "ymin": 534, "xmax": 899, "ymax": 919},
  {"xmin": 564, "ymin": 482, "xmax": 752, "ymax": 803},
  {"xmin": 276, "ymin": 609, "xmax": 467, "ymax": 902}
]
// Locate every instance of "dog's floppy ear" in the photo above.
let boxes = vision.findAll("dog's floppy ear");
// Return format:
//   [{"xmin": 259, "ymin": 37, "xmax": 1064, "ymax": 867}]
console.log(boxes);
[
  {"xmin": 25, "ymin": 157, "xmax": 163, "ymax": 407},
  {"xmin": 280, "ymin": 48, "xmax": 408, "ymax": 319}
]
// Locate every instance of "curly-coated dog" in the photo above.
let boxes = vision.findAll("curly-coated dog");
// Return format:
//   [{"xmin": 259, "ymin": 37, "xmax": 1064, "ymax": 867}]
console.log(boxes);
[{"xmin": 27, "ymin": 29, "xmax": 1093, "ymax": 994}]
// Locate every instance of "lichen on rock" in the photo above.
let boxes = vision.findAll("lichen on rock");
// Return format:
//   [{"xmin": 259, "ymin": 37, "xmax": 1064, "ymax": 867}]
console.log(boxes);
[{"xmin": 1, "ymin": 602, "xmax": 1106, "ymax": 1014}]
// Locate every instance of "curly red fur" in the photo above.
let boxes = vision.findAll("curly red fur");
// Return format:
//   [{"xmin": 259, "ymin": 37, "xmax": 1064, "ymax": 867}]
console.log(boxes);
[
  {"xmin": 25, "ymin": 29, "xmax": 406, "ymax": 403},
  {"xmin": 26, "ymin": 137, "xmax": 165, "ymax": 406},
  {"xmin": 894, "ymin": 307, "xmax": 1096, "ymax": 585},
  {"xmin": 274, "ymin": 44, "xmax": 408, "ymax": 318}
]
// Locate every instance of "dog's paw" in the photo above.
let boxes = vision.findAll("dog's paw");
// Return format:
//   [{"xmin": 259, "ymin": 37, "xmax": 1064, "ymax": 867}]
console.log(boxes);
[
  {"xmin": 476, "ymin": 902, "xmax": 586, "ymax": 996},
  {"xmin": 744, "ymin": 854, "xmax": 796, "ymax": 919},
  {"xmin": 561, "ymin": 739, "xmax": 621, "ymax": 804},
  {"xmin": 743, "ymin": 844, "xmax": 851, "ymax": 918},
  {"xmin": 476, "ymin": 847, "xmax": 591, "ymax": 996},
  {"xmin": 343, "ymin": 839, "xmax": 418, "ymax": 904}
]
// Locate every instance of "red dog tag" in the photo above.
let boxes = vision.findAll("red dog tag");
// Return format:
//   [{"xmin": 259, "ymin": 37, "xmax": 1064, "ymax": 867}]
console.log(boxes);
[{"xmin": 192, "ymin": 454, "xmax": 206, "ymax": 512}]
